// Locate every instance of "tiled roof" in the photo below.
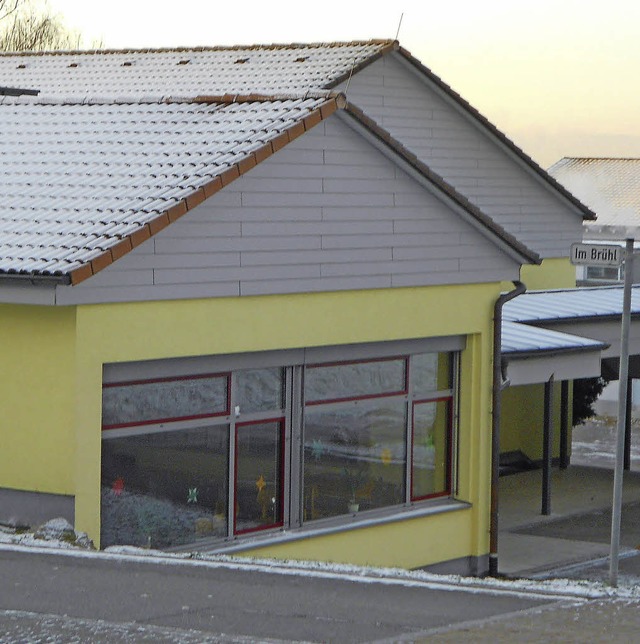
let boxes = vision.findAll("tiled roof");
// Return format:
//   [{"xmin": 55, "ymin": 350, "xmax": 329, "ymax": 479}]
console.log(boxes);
[
  {"xmin": 0, "ymin": 90, "xmax": 537, "ymax": 284},
  {"xmin": 0, "ymin": 38, "xmax": 595, "ymax": 236},
  {"xmin": 501, "ymin": 320, "xmax": 608, "ymax": 356},
  {"xmin": 503, "ymin": 285, "xmax": 640, "ymax": 323},
  {"xmin": 0, "ymin": 93, "xmax": 339, "ymax": 283},
  {"xmin": 549, "ymin": 157, "xmax": 640, "ymax": 229},
  {"xmin": 0, "ymin": 41, "xmax": 394, "ymax": 98}
]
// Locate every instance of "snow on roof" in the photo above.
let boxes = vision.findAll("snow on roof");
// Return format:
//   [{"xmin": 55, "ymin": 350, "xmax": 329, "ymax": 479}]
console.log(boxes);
[
  {"xmin": 0, "ymin": 40, "xmax": 393, "ymax": 99},
  {"xmin": 549, "ymin": 158, "xmax": 640, "ymax": 230},
  {"xmin": 504, "ymin": 285, "xmax": 640, "ymax": 323},
  {"xmin": 0, "ymin": 40, "xmax": 596, "ymax": 226},
  {"xmin": 501, "ymin": 320, "xmax": 608, "ymax": 356},
  {"xmin": 0, "ymin": 93, "xmax": 338, "ymax": 283}
]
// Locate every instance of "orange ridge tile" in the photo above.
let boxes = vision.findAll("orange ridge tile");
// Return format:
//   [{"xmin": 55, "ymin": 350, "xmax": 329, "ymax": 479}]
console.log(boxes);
[
  {"xmin": 90, "ymin": 250, "xmax": 113, "ymax": 275},
  {"xmin": 148, "ymin": 213, "xmax": 170, "ymax": 235}
]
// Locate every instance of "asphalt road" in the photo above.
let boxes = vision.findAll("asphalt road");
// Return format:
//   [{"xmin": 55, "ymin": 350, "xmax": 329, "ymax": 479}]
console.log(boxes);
[{"xmin": 0, "ymin": 546, "xmax": 560, "ymax": 643}]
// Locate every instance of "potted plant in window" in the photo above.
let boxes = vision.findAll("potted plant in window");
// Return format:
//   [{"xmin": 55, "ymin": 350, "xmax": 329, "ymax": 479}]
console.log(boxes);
[{"xmin": 343, "ymin": 467, "xmax": 366, "ymax": 513}]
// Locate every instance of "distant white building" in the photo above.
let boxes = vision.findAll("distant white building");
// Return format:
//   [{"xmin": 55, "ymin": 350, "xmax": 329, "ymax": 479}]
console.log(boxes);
[
  {"xmin": 549, "ymin": 158, "xmax": 640, "ymax": 286},
  {"xmin": 549, "ymin": 157, "xmax": 640, "ymax": 414}
]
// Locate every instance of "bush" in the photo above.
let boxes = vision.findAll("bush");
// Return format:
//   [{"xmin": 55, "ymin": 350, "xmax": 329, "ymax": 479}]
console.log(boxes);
[{"xmin": 573, "ymin": 376, "xmax": 610, "ymax": 426}]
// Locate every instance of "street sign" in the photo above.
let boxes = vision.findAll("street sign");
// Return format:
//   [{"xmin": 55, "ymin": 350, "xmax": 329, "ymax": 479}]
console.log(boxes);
[{"xmin": 571, "ymin": 243, "xmax": 623, "ymax": 266}]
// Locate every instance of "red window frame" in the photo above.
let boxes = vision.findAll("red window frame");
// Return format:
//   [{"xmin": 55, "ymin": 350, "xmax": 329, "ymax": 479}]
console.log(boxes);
[
  {"xmin": 410, "ymin": 396, "xmax": 453, "ymax": 502},
  {"xmin": 304, "ymin": 356, "xmax": 408, "ymax": 406},
  {"xmin": 233, "ymin": 417, "xmax": 285, "ymax": 536},
  {"xmin": 101, "ymin": 372, "xmax": 231, "ymax": 430}
]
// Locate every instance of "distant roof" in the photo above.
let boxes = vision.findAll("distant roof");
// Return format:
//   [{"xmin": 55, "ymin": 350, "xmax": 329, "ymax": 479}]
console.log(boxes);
[
  {"xmin": 502, "ymin": 320, "xmax": 608, "ymax": 357},
  {"xmin": 504, "ymin": 285, "xmax": 640, "ymax": 324},
  {"xmin": 549, "ymin": 157, "xmax": 640, "ymax": 231},
  {"xmin": 0, "ymin": 40, "xmax": 394, "ymax": 98}
]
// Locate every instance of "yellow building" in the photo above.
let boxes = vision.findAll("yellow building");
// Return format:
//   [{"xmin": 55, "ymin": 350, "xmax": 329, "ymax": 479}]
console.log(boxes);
[{"xmin": 0, "ymin": 41, "xmax": 594, "ymax": 575}]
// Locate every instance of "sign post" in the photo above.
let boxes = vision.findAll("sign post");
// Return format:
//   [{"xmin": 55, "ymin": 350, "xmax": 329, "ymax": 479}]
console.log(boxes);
[
  {"xmin": 571, "ymin": 239, "xmax": 630, "ymax": 587},
  {"xmin": 609, "ymin": 239, "xmax": 634, "ymax": 587}
]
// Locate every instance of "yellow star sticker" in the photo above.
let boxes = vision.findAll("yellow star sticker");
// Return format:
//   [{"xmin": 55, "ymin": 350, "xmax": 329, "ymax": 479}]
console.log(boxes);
[
  {"xmin": 381, "ymin": 448, "xmax": 392, "ymax": 466},
  {"xmin": 256, "ymin": 474, "xmax": 266, "ymax": 492}
]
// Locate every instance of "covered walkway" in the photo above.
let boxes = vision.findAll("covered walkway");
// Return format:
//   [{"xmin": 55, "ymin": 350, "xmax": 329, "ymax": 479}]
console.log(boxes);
[
  {"xmin": 498, "ymin": 463, "xmax": 640, "ymax": 577},
  {"xmin": 495, "ymin": 285, "xmax": 640, "ymax": 577}
]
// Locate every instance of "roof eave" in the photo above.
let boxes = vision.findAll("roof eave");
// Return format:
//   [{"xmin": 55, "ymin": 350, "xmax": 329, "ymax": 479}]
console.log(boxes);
[
  {"xmin": 0, "ymin": 271, "xmax": 71, "ymax": 285},
  {"xmin": 503, "ymin": 343, "xmax": 609, "ymax": 360}
]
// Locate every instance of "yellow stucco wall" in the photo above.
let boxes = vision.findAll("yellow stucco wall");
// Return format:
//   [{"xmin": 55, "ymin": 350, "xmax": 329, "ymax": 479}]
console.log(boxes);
[
  {"xmin": 500, "ymin": 382, "xmax": 565, "ymax": 460},
  {"xmin": 520, "ymin": 257, "xmax": 576, "ymax": 290},
  {"xmin": 498, "ymin": 257, "xmax": 577, "ymax": 463},
  {"xmin": 246, "ymin": 507, "xmax": 475, "ymax": 569},
  {"xmin": 0, "ymin": 304, "xmax": 76, "ymax": 494},
  {"xmin": 1, "ymin": 281, "xmax": 500, "ymax": 570}
]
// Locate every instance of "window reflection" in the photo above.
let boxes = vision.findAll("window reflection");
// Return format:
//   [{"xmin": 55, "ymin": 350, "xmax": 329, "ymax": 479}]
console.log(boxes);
[
  {"xmin": 101, "ymin": 425, "xmax": 229, "ymax": 549},
  {"xmin": 235, "ymin": 420, "xmax": 284, "ymax": 533},
  {"xmin": 304, "ymin": 399, "xmax": 405, "ymax": 520},
  {"xmin": 100, "ymin": 349, "xmax": 456, "ymax": 548},
  {"xmin": 412, "ymin": 401, "xmax": 450, "ymax": 500},
  {"xmin": 102, "ymin": 374, "xmax": 229, "ymax": 428},
  {"xmin": 412, "ymin": 353, "xmax": 451, "ymax": 396},
  {"xmin": 235, "ymin": 367, "xmax": 284, "ymax": 414},
  {"xmin": 305, "ymin": 359, "xmax": 406, "ymax": 403}
]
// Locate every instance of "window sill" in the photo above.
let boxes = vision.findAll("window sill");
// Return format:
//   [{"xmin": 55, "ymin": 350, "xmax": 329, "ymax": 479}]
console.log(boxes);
[{"xmin": 197, "ymin": 499, "xmax": 471, "ymax": 555}]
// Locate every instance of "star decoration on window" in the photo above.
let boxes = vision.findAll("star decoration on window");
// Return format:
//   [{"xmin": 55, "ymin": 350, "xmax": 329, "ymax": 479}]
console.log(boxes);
[
  {"xmin": 256, "ymin": 475, "xmax": 266, "ymax": 492},
  {"xmin": 381, "ymin": 448, "xmax": 392, "ymax": 466},
  {"xmin": 112, "ymin": 477, "xmax": 125, "ymax": 496},
  {"xmin": 187, "ymin": 487, "xmax": 198, "ymax": 503},
  {"xmin": 311, "ymin": 439, "xmax": 325, "ymax": 461}
]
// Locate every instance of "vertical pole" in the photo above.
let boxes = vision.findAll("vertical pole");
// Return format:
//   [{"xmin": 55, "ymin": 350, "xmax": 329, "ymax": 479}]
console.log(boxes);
[
  {"xmin": 560, "ymin": 380, "xmax": 570, "ymax": 470},
  {"xmin": 542, "ymin": 376, "xmax": 554, "ymax": 515},
  {"xmin": 489, "ymin": 281, "xmax": 526, "ymax": 577},
  {"xmin": 624, "ymin": 377, "xmax": 632, "ymax": 471},
  {"xmin": 610, "ymin": 237, "xmax": 634, "ymax": 587}
]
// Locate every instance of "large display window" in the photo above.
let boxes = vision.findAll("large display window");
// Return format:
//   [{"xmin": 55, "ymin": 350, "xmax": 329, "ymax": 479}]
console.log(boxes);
[{"xmin": 101, "ymin": 349, "xmax": 456, "ymax": 549}]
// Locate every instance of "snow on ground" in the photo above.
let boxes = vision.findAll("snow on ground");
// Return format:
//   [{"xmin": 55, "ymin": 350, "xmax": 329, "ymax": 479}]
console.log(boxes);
[
  {"xmin": 0, "ymin": 518, "xmax": 93, "ymax": 550},
  {"xmin": 572, "ymin": 416, "xmax": 640, "ymax": 468},
  {"xmin": 1, "ymin": 519, "xmax": 638, "ymax": 603}
]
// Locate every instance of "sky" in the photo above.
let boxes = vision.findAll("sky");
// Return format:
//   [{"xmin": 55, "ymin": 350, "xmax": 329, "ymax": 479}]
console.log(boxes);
[{"xmin": 40, "ymin": 0, "xmax": 640, "ymax": 169}]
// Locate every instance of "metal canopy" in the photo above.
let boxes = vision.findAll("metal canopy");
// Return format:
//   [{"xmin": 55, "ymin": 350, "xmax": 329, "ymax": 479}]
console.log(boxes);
[
  {"xmin": 503, "ymin": 285, "xmax": 640, "ymax": 325},
  {"xmin": 501, "ymin": 320, "xmax": 609, "ymax": 386},
  {"xmin": 503, "ymin": 285, "xmax": 640, "ymax": 370}
]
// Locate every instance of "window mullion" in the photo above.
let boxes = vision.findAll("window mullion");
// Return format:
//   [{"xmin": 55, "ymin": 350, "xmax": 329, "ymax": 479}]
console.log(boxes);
[
  {"xmin": 283, "ymin": 367, "xmax": 301, "ymax": 528},
  {"xmin": 405, "ymin": 358, "xmax": 414, "ymax": 505},
  {"xmin": 227, "ymin": 374, "xmax": 237, "ymax": 540}
]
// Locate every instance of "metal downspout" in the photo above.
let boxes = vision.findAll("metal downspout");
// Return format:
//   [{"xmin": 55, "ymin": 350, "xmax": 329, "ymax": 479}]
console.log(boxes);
[{"xmin": 489, "ymin": 280, "xmax": 526, "ymax": 577}]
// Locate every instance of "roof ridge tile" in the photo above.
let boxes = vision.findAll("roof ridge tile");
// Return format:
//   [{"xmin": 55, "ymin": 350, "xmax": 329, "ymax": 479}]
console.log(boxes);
[{"xmin": 0, "ymin": 39, "xmax": 394, "ymax": 58}]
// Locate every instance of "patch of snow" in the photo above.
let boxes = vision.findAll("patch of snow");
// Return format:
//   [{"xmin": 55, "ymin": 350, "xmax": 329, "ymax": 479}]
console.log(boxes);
[
  {"xmin": 0, "ymin": 518, "xmax": 94, "ymax": 550},
  {"xmin": 1, "ymin": 534, "xmax": 638, "ymax": 603}
]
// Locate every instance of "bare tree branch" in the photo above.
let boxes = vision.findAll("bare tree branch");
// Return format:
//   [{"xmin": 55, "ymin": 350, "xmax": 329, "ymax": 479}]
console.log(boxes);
[
  {"xmin": 0, "ymin": 0, "xmax": 94, "ymax": 52},
  {"xmin": 0, "ymin": 1, "xmax": 22, "ymax": 23}
]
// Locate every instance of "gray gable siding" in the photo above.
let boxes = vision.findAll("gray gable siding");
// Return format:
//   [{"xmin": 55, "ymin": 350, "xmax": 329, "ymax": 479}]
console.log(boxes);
[
  {"xmin": 55, "ymin": 115, "xmax": 520, "ymax": 305},
  {"xmin": 336, "ymin": 53, "xmax": 583, "ymax": 259}
]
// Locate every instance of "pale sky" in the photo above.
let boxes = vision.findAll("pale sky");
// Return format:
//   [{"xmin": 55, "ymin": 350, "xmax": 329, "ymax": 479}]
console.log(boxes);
[{"xmin": 43, "ymin": 0, "xmax": 640, "ymax": 169}]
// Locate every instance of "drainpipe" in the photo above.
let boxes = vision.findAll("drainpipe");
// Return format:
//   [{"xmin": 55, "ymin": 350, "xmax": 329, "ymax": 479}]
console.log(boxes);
[{"xmin": 489, "ymin": 280, "xmax": 526, "ymax": 577}]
